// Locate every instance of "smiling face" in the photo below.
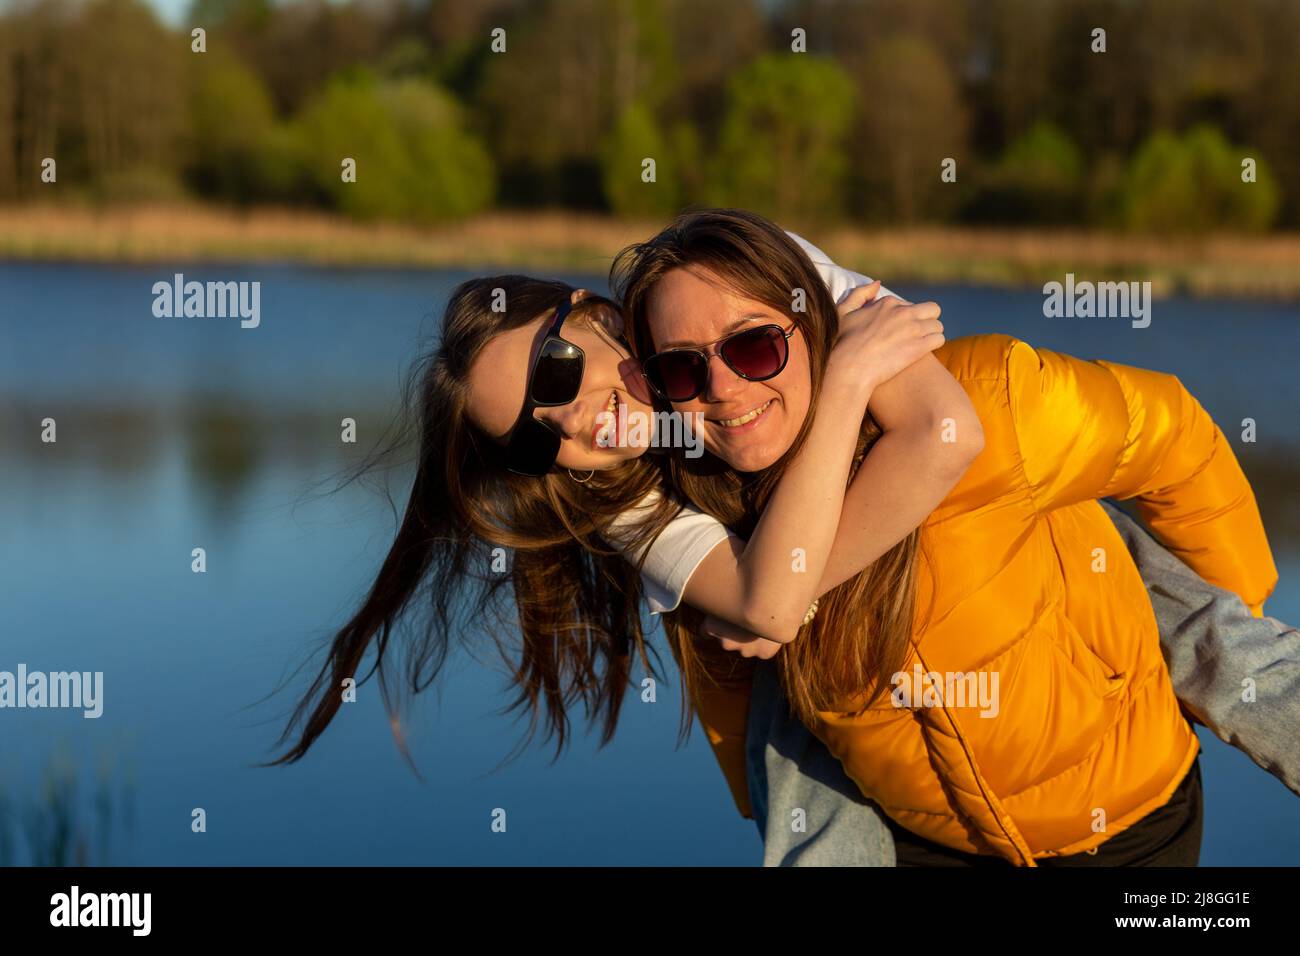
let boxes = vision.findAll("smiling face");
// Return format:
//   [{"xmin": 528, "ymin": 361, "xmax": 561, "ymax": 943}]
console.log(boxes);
[
  {"xmin": 645, "ymin": 265, "xmax": 812, "ymax": 473},
  {"xmin": 465, "ymin": 292, "xmax": 655, "ymax": 473}
]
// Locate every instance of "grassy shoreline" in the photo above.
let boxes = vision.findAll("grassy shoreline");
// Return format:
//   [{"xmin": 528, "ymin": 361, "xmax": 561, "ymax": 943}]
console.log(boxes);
[{"xmin": 3, "ymin": 203, "xmax": 1299, "ymax": 300}]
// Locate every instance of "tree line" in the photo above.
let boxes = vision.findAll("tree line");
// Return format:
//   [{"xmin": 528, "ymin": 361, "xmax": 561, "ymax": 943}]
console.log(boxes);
[{"xmin": 0, "ymin": 0, "xmax": 1295, "ymax": 232}]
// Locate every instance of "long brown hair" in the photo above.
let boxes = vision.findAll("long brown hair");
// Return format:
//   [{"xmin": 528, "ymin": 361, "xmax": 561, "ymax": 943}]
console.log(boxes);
[
  {"xmin": 270, "ymin": 275, "xmax": 685, "ymax": 769},
  {"xmin": 612, "ymin": 209, "xmax": 931, "ymax": 727}
]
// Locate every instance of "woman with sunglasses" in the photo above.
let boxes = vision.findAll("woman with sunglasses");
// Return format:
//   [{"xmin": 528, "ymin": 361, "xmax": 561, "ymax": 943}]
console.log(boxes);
[
  {"xmin": 272, "ymin": 266, "xmax": 980, "ymax": 780},
  {"xmin": 611, "ymin": 208, "xmax": 1295, "ymax": 866}
]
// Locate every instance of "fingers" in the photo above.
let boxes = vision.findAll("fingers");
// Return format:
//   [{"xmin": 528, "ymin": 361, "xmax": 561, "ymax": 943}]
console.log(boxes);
[
  {"xmin": 911, "ymin": 300, "xmax": 941, "ymax": 320},
  {"xmin": 704, "ymin": 616, "xmax": 775, "ymax": 657},
  {"xmin": 901, "ymin": 308, "xmax": 944, "ymax": 346},
  {"xmin": 703, "ymin": 614, "xmax": 759, "ymax": 641},
  {"xmin": 836, "ymin": 279, "xmax": 882, "ymax": 316},
  {"xmin": 829, "ymin": 292, "xmax": 950, "ymax": 378},
  {"xmin": 915, "ymin": 319, "xmax": 946, "ymax": 354},
  {"xmin": 718, "ymin": 636, "xmax": 781, "ymax": 659},
  {"xmin": 710, "ymin": 622, "xmax": 782, "ymax": 659}
]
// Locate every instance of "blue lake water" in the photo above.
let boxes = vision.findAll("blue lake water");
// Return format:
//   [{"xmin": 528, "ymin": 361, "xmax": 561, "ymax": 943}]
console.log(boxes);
[{"xmin": 1, "ymin": 260, "xmax": 1298, "ymax": 865}]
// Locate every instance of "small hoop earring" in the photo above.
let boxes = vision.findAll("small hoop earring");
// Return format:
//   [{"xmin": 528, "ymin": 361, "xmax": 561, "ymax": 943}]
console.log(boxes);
[{"xmin": 567, "ymin": 468, "xmax": 595, "ymax": 483}]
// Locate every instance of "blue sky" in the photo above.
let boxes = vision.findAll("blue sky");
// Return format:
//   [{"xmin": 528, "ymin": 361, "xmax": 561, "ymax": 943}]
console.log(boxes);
[{"xmin": 144, "ymin": 0, "xmax": 188, "ymax": 27}]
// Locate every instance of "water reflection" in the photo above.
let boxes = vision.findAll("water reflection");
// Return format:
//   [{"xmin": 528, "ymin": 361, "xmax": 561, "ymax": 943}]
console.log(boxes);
[
  {"xmin": 5, "ymin": 397, "xmax": 1298, "ymax": 548},
  {"xmin": 0, "ymin": 744, "xmax": 136, "ymax": 867}
]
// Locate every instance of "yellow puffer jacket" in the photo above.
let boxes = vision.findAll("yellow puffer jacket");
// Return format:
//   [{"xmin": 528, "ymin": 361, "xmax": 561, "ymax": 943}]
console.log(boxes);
[{"xmin": 687, "ymin": 333, "xmax": 1278, "ymax": 865}]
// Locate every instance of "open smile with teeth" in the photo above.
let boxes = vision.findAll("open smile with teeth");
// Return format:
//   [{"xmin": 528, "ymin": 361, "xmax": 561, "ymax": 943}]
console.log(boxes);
[
  {"xmin": 716, "ymin": 399, "xmax": 773, "ymax": 428},
  {"xmin": 593, "ymin": 390, "xmax": 620, "ymax": 448}
]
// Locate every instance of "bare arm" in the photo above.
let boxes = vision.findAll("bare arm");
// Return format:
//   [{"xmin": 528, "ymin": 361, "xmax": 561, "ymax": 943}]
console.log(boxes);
[
  {"xmin": 817, "ymin": 352, "xmax": 983, "ymax": 594},
  {"xmin": 680, "ymin": 291, "xmax": 978, "ymax": 645},
  {"xmin": 698, "ymin": 353, "xmax": 981, "ymax": 656}
]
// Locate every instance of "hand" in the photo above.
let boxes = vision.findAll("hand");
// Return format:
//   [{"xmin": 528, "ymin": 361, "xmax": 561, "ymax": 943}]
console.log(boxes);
[
  {"xmin": 702, "ymin": 614, "xmax": 784, "ymax": 659},
  {"xmin": 828, "ymin": 281, "xmax": 945, "ymax": 395}
]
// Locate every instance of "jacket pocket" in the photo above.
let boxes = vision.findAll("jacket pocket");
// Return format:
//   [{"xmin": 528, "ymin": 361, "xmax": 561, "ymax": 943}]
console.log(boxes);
[{"xmin": 1053, "ymin": 612, "xmax": 1128, "ymax": 701}]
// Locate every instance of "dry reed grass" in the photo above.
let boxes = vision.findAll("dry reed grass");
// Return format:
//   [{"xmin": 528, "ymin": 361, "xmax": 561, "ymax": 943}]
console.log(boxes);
[{"xmin": 2, "ymin": 202, "xmax": 1297, "ymax": 299}]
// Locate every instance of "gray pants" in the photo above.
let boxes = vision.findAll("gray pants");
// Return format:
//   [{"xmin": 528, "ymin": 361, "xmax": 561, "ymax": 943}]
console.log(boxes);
[{"xmin": 745, "ymin": 499, "xmax": 1300, "ymax": 866}]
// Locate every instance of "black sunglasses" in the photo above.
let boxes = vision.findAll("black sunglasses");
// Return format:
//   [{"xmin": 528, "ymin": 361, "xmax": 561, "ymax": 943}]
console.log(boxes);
[
  {"xmin": 504, "ymin": 297, "xmax": 587, "ymax": 476},
  {"xmin": 641, "ymin": 323, "xmax": 796, "ymax": 403}
]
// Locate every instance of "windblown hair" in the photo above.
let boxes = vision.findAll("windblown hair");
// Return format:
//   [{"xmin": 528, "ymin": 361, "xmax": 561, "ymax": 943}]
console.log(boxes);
[
  {"xmin": 612, "ymin": 209, "xmax": 932, "ymax": 728},
  {"xmin": 271, "ymin": 275, "xmax": 684, "ymax": 769}
]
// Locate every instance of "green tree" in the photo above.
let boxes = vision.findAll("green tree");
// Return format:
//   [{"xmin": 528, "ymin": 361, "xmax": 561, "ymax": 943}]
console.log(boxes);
[
  {"xmin": 478, "ymin": 0, "xmax": 676, "ymax": 207},
  {"xmin": 707, "ymin": 54, "xmax": 855, "ymax": 223},
  {"xmin": 599, "ymin": 102, "xmax": 682, "ymax": 218},
  {"xmin": 64, "ymin": 0, "xmax": 188, "ymax": 199},
  {"xmin": 380, "ymin": 79, "xmax": 495, "ymax": 221},
  {"xmin": 293, "ymin": 73, "xmax": 494, "ymax": 224},
  {"xmin": 661, "ymin": 0, "xmax": 763, "ymax": 133},
  {"xmin": 185, "ymin": 48, "xmax": 277, "ymax": 202},
  {"xmin": 969, "ymin": 121, "xmax": 1084, "ymax": 224},
  {"xmin": 1120, "ymin": 125, "xmax": 1280, "ymax": 234},
  {"xmin": 854, "ymin": 34, "xmax": 967, "ymax": 223}
]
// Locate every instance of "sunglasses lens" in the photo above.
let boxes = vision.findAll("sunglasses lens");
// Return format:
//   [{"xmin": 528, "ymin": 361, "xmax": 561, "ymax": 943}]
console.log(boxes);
[
  {"xmin": 531, "ymin": 337, "xmax": 584, "ymax": 405},
  {"xmin": 645, "ymin": 351, "xmax": 707, "ymax": 402},
  {"xmin": 506, "ymin": 418, "xmax": 561, "ymax": 476},
  {"xmin": 721, "ymin": 326, "xmax": 787, "ymax": 380}
]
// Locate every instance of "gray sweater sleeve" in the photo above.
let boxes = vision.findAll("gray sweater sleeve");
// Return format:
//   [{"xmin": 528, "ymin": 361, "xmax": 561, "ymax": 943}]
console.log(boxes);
[{"xmin": 1101, "ymin": 498, "xmax": 1300, "ymax": 796}]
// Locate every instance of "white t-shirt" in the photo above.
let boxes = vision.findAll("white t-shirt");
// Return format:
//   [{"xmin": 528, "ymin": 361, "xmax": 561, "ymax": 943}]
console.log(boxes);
[
  {"xmin": 602, "ymin": 490, "xmax": 734, "ymax": 614},
  {"xmin": 603, "ymin": 232, "xmax": 898, "ymax": 615}
]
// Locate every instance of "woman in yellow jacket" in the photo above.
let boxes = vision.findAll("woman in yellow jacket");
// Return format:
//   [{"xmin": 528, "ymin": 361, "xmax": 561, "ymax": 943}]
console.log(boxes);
[{"xmin": 613, "ymin": 209, "xmax": 1278, "ymax": 865}]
